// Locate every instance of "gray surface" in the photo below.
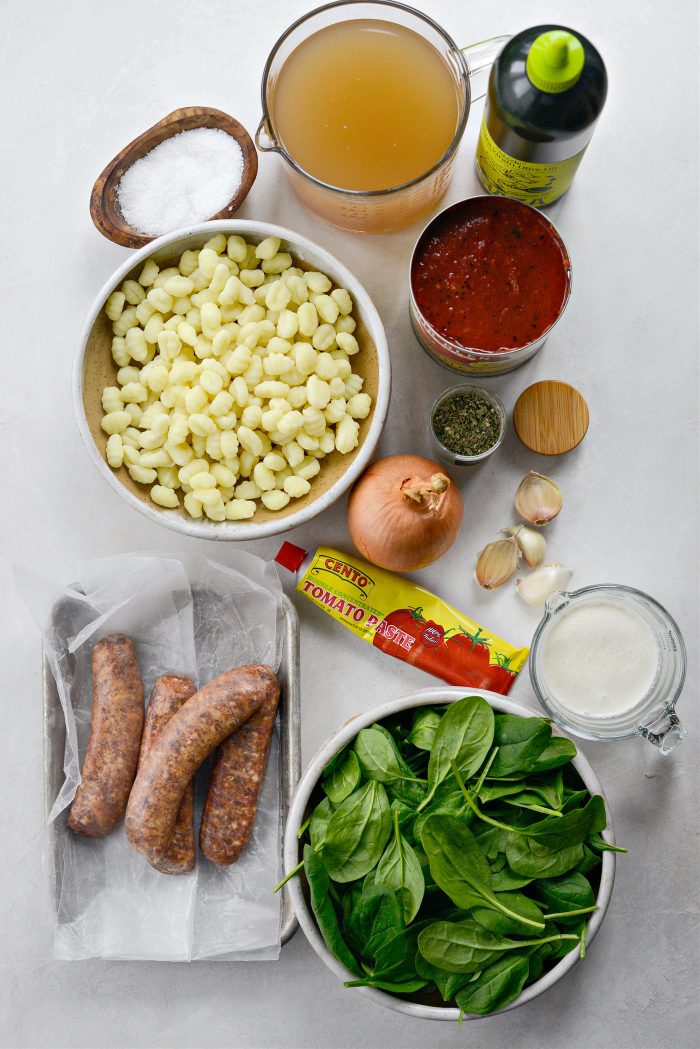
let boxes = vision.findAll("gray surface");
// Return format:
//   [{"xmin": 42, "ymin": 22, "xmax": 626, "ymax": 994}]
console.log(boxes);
[{"xmin": 2, "ymin": 1, "xmax": 698, "ymax": 1047}]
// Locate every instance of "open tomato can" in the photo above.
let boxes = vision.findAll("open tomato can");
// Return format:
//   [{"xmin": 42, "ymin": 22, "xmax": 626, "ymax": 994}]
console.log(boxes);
[{"xmin": 409, "ymin": 196, "xmax": 572, "ymax": 375}]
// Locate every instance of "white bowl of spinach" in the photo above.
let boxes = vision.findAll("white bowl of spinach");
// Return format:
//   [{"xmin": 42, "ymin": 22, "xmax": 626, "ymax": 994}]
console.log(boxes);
[{"xmin": 281, "ymin": 687, "xmax": 621, "ymax": 1021}]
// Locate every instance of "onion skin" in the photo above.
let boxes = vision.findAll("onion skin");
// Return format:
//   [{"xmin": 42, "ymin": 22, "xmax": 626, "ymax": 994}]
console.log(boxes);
[{"xmin": 347, "ymin": 454, "xmax": 463, "ymax": 572}]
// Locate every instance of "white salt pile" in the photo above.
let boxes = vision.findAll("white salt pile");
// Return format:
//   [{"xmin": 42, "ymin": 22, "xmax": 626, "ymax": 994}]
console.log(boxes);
[{"xmin": 117, "ymin": 127, "xmax": 245, "ymax": 236}]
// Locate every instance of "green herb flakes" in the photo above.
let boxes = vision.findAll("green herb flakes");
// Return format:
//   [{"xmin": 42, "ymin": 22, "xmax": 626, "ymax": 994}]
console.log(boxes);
[{"xmin": 433, "ymin": 390, "xmax": 502, "ymax": 457}]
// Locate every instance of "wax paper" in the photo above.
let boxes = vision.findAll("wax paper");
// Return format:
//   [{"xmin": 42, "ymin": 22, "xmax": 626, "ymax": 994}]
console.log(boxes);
[{"xmin": 18, "ymin": 551, "xmax": 284, "ymax": 961}]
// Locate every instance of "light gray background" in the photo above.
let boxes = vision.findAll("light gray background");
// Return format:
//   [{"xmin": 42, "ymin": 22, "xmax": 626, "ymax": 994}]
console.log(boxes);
[{"xmin": 2, "ymin": 1, "xmax": 698, "ymax": 1047}]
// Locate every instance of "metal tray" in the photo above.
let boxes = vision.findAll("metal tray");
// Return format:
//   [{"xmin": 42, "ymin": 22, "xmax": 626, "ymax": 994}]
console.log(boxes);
[{"xmin": 43, "ymin": 589, "xmax": 301, "ymax": 952}]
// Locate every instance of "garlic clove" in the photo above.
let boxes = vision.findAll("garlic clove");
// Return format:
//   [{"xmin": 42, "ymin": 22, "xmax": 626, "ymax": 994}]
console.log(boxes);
[
  {"xmin": 476, "ymin": 537, "xmax": 520, "ymax": 590},
  {"xmin": 503, "ymin": 524, "xmax": 547, "ymax": 567},
  {"xmin": 515, "ymin": 563, "xmax": 573, "ymax": 607},
  {"xmin": 514, "ymin": 471, "xmax": 563, "ymax": 527}
]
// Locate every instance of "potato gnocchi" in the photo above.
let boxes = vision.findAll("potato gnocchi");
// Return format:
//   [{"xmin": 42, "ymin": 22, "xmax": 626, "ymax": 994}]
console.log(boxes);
[{"xmin": 101, "ymin": 235, "xmax": 372, "ymax": 521}]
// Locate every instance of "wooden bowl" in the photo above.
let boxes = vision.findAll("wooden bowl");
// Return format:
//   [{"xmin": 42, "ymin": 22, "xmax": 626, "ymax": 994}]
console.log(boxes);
[
  {"xmin": 90, "ymin": 107, "xmax": 258, "ymax": 248},
  {"xmin": 73, "ymin": 220, "xmax": 391, "ymax": 541}
]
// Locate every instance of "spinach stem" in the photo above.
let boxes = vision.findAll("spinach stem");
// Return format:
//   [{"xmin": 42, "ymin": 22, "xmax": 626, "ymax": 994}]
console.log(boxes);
[
  {"xmin": 503, "ymin": 933, "xmax": 579, "ymax": 950},
  {"xmin": 545, "ymin": 905, "xmax": 599, "ymax": 920},
  {"xmin": 589, "ymin": 836, "xmax": 627, "ymax": 854},
  {"xmin": 474, "ymin": 746, "xmax": 499, "ymax": 795},
  {"xmin": 507, "ymin": 801, "xmax": 563, "ymax": 818},
  {"xmin": 297, "ymin": 814, "xmax": 311, "ymax": 839},
  {"xmin": 273, "ymin": 858, "xmax": 304, "ymax": 892},
  {"xmin": 579, "ymin": 921, "xmax": 588, "ymax": 959},
  {"xmin": 451, "ymin": 760, "xmax": 525, "ymax": 836}
]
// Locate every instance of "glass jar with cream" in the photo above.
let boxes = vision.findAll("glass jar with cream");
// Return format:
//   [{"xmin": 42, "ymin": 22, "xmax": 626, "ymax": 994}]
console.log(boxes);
[{"xmin": 530, "ymin": 585, "xmax": 687, "ymax": 753}]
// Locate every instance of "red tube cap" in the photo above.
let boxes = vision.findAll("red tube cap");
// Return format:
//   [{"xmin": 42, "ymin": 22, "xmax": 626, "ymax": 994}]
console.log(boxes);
[{"xmin": 275, "ymin": 542, "xmax": 307, "ymax": 573}]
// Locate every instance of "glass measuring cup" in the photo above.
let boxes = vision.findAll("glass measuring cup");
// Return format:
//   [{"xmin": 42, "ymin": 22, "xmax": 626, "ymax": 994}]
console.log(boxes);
[
  {"xmin": 256, "ymin": 1, "xmax": 509, "ymax": 232},
  {"xmin": 529, "ymin": 585, "xmax": 687, "ymax": 754}
]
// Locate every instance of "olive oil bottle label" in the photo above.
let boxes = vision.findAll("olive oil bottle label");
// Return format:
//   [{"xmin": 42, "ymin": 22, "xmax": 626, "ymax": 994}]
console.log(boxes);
[{"xmin": 476, "ymin": 120, "xmax": 586, "ymax": 206}]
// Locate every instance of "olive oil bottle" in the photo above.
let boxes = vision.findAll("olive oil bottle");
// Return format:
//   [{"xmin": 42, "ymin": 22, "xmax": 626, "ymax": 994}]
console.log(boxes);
[{"xmin": 476, "ymin": 25, "xmax": 607, "ymax": 207}]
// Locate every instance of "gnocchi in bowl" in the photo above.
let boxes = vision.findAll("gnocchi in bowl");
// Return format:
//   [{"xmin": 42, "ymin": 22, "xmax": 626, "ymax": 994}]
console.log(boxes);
[{"xmin": 74, "ymin": 221, "xmax": 390, "ymax": 539}]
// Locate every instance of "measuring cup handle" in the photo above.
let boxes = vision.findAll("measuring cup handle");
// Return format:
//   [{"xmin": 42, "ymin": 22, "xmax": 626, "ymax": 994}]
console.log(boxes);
[
  {"xmin": 462, "ymin": 35, "xmax": 511, "ymax": 102},
  {"xmin": 255, "ymin": 116, "xmax": 278, "ymax": 153},
  {"xmin": 638, "ymin": 708, "xmax": 687, "ymax": 754}
]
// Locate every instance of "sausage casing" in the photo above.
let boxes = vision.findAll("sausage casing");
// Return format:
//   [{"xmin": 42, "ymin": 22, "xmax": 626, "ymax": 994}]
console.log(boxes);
[
  {"xmin": 67, "ymin": 634, "xmax": 144, "ymax": 838},
  {"xmin": 125, "ymin": 664, "xmax": 278, "ymax": 864},
  {"xmin": 199, "ymin": 678, "xmax": 281, "ymax": 865},
  {"xmin": 138, "ymin": 674, "xmax": 197, "ymax": 875}
]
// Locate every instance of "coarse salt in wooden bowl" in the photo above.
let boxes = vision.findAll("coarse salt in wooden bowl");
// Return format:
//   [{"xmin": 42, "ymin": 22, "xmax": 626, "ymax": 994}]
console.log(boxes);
[{"xmin": 90, "ymin": 107, "xmax": 258, "ymax": 249}]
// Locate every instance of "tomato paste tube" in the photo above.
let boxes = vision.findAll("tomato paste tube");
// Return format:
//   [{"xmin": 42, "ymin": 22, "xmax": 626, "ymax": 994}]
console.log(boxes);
[{"xmin": 275, "ymin": 543, "xmax": 528, "ymax": 695}]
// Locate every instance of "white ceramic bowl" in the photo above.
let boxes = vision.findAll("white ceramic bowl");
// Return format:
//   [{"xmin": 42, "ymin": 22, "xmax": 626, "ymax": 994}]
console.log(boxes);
[
  {"xmin": 284, "ymin": 687, "xmax": 617, "ymax": 1021},
  {"xmin": 74, "ymin": 220, "xmax": 391, "ymax": 541}
]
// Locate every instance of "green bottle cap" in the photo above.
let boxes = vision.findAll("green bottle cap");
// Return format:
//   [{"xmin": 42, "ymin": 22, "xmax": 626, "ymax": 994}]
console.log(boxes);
[{"xmin": 526, "ymin": 30, "xmax": 585, "ymax": 93}]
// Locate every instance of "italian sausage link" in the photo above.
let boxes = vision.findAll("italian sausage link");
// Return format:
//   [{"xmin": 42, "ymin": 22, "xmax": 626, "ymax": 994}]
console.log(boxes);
[
  {"xmin": 67, "ymin": 634, "xmax": 144, "ymax": 838},
  {"xmin": 199, "ymin": 679, "xmax": 280, "ymax": 865},
  {"xmin": 138, "ymin": 674, "xmax": 197, "ymax": 875},
  {"xmin": 125, "ymin": 664, "xmax": 278, "ymax": 864}
]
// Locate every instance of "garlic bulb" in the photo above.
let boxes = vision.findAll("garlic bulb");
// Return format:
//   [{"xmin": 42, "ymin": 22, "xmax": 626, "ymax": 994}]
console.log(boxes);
[
  {"xmin": 476, "ymin": 537, "xmax": 520, "ymax": 590},
  {"xmin": 516, "ymin": 564, "xmax": 573, "ymax": 607},
  {"xmin": 503, "ymin": 525, "xmax": 547, "ymax": 567},
  {"xmin": 514, "ymin": 471, "xmax": 563, "ymax": 526}
]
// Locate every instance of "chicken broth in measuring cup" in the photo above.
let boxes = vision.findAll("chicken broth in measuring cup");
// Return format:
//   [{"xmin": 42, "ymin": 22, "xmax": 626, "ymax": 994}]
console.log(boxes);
[
  {"xmin": 257, "ymin": 3, "xmax": 509, "ymax": 231},
  {"xmin": 270, "ymin": 19, "xmax": 461, "ymax": 191}
]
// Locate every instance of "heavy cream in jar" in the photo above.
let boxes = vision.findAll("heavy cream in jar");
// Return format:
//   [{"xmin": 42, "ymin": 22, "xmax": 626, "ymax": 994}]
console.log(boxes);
[{"xmin": 540, "ymin": 602, "xmax": 659, "ymax": 718}]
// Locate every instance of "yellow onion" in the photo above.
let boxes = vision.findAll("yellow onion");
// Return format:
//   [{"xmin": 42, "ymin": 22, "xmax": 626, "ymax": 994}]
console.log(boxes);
[{"xmin": 347, "ymin": 454, "xmax": 463, "ymax": 571}]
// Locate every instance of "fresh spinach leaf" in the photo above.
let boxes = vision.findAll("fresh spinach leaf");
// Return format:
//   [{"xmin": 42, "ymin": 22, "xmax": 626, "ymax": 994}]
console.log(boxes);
[
  {"xmin": 388, "ymin": 778, "xmax": 427, "ymax": 810},
  {"xmin": 420, "ymin": 696, "xmax": 495, "ymax": 810},
  {"xmin": 523, "ymin": 795, "xmax": 606, "ymax": 850},
  {"xmin": 574, "ymin": 844, "xmax": 602, "ymax": 875},
  {"xmin": 471, "ymin": 893, "xmax": 545, "ymax": 937},
  {"xmin": 322, "ymin": 741, "xmax": 351, "ymax": 779},
  {"xmin": 533, "ymin": 871, "xmax": 596, "ymax": 925},
  {"xmin": 529, "ymin": 737, "xmax": 577, "ymax": 773},
  {"xmin": 355, "ymin": 727, "xmax": 423, "ymax": 786},
  {"xmin": 323, "ymin": 780, "xmax": 392, "ymax": 882},
  {"xmin": 488, "ymin": 716, "xmax": 551, "ymax": 777},
  {"xmin": 418, "ymin": 920, "xmax": 504, "ymax": 974},
  {"xmin": 414, "ymin": 952, "xmax": 476, "ymax": 1002},
  {"xmin": 374, "ymin": 811, "xmax": 425, "ymax": 923},
  {"xmin": 390, "ymin": 799, "xmax": 419, "ymax": 842},
  {"xmin": 418, "ymin": 919, "xmax": 578, "ymax": 975},
  {"xmin": 562, "ymin": 787, "xmax": 589, "ymax": 813},
  {"xmin": 408, "ymin": 709, "xmax": 443, "ymax": 751},
  {"xmin": 478, "ymin": 780, "xmax": 528, "ymax": 804},
  {"xmin": 323, "ymin": 749, "xmax": 361, "ymax": 804},
  {"xmin": 345, "ymin": 884, "xmax": 403, "ymax": 957},
  {"xmin": 345, "ymin": 976, "xmax": 428, "ymax": 993},
  {"xmin": 506, "ymin": 835, "xmax": 585, "ymax": 879},
  {"xmin": 527, "ymin": 953, "xmax": 544, "ymax": 983},
  {"xmin": 455, "ymin": 953, "xmax": 530, "ymax": 1016},
  {"xmin": 368, "ymin": 923, "xmax": 429, "ymax": 983},
  {"xmin": 421, "ymin": 814, "xmax": 544, "ymax": 930},
  {"xmin": 309, "ymin": 796, "xmax": 335, "ymax": 852},
  {"xmin": 413, "ymin": 790, "xmax": 472, "ymax": 845},
  {"xmin": 304, "ymin": 845, "xmax": 361, "ymax": 976},
  {"xmin": 491, "ymin": 866, "xmax": 533, "ymax": 892}
]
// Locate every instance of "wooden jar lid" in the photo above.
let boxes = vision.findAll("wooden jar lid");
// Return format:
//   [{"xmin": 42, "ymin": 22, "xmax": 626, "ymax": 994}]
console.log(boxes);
[{"xmin": 513, "ymin": 380, "xmax": 589, "ymax": 455}]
